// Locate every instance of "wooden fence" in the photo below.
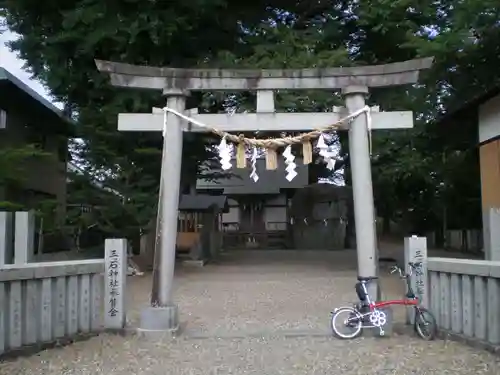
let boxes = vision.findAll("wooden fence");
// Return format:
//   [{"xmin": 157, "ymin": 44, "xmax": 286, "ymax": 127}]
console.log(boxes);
[
  {"xmin": 427, "ymin": 258, "xmax": 500, "ymax": 346},
  {"xmin": 0, "ymin": 260, "xmax": 104, "ymax": 354},
  {"xmin": 0, "ymin": 211, "xmax": 127, "ymax": 358},
  {"xmin": 405, "ymin": 236, "xmax": 500, "ymax": 349},
  {"xmin": 426, "ymin": 229, "xmax": 483, "ymax": 253}
]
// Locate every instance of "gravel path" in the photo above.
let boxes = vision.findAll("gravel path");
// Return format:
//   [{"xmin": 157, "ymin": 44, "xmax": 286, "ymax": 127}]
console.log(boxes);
[
  {"xmin": 127, "ymin": 250, "xmax": 408, "ymax": 334},
  {"xmin": 0, "ymin": 249, "xmax": 498, "ymax": 375},
  {"xmin": 1, "ymin": 334, "xmax": 498, "ymax": 375}
]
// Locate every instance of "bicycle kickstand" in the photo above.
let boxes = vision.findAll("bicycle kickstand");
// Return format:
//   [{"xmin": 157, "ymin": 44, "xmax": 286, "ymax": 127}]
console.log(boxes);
[{"xmin": 378, "ymin": 326, "xmax": 385, "ymax": 336}]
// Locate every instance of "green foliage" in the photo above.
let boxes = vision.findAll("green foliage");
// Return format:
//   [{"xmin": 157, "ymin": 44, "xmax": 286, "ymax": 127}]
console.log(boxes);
[
  {"xmin": 0, "ymin": 145, "xmax": 62, "ymax": 243},
  {"xmin": 0, "ymin": 144, "xmax": 50, "ymax": 185},
  {"xmin": 0, "ymin": 144, "xmax": 52, "ymax": 210}
]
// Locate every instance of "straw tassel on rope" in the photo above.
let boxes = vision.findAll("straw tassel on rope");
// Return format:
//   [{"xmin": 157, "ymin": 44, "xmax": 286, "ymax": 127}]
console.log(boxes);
[
  {"xmin": 265, "ymin": 147, "xmax": 278, "ymax": 170},
  {"xmin": 302, "ymin": 139, "xmax": 313, "ymax": 165},
  {"xmin": 236, "ymin": 135, "xmax": 246, "ymax": 168}
]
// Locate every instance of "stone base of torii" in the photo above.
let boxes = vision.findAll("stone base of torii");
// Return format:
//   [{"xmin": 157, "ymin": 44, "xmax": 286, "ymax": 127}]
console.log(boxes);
[{"xmin": 96, "ymin": 57, "xmax": 433, "ymax": 337}]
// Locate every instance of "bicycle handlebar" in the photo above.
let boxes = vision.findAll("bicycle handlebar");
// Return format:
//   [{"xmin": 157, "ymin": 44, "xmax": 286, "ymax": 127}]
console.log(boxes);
[
  {"xmin": 390, "ymin": 262, "xmax": 423, "ymax": 278},
  {"xmin": 389, "ymin": 265, "xmax": 404, "ymax": 277}
]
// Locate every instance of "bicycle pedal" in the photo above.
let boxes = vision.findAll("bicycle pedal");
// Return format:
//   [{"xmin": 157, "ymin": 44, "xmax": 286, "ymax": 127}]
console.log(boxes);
[{"xmin": 379, "ymin": 330, "xmax": 385, "ymax": 336}]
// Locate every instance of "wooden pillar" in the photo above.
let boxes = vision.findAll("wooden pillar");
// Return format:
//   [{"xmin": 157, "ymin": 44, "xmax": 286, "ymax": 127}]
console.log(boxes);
[
  {"xmin": 480, "ymin": 139, "xmax": 500, "ymax": 209},
  {"xmin": 479, "ymin": 139, "xmax": 500, "ymax": 260},
  {"xmin": 478, "ymin": 93, "xmax": 500, "ymax": 260}
]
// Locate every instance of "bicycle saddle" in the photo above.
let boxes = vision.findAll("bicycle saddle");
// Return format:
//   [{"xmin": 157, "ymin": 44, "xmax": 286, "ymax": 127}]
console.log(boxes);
[{"xmin": 357, "ymin": 276, "xmax": 378, "ymax": 282}]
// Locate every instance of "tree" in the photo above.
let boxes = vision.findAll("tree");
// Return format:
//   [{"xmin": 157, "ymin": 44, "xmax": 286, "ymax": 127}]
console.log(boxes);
[{"xmin": 0, "ymin": 145, "xmax": 52, "ymax": 210}]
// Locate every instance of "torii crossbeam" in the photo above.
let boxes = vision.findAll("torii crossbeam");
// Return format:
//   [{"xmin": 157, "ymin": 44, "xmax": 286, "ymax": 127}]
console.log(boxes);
[{"xmin": 96, "ymin": 57, "xmax": 433, "ymax": 336}]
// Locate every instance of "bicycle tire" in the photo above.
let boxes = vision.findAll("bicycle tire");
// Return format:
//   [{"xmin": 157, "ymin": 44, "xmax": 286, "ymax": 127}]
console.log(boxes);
[
  {"xmin": 331, "ymin": 307, "xmax": 363, "ymax": 339},
  {"xmin": 414, "ymin": 307, "xmax": 437, "ymax": 340}
]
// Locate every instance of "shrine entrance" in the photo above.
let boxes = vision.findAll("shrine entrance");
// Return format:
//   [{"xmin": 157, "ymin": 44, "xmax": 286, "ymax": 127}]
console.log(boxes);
[
  {"xmin": 236, "ymin": 199, "xmax": 266, "ymax": 248},
  {"xmin": 96, "ymin": 57, "xmax": 433, "ymax": 336},
  {"xmin": 239, "ymin": 200, "xmax": 266, "ymax": 234},
  {"xmin": 222, "ymin": 194, "xmax": 290, "ymax": 250}
]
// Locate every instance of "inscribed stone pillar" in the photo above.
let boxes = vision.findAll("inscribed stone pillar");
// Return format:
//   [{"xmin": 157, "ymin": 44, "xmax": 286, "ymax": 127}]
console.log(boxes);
[
  {"xmin": 404, "ymin": 235, "xmax": 428, "ymax": 323},
  {"xmin": 104, "ymin": 238, "xmax": 127, "ymax": 330}
]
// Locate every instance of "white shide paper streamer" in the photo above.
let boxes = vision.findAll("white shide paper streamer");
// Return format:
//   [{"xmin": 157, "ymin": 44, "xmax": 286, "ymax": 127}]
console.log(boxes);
[
  {"xmin": 217, "ymin": 137, "xmax": 232, "ymax": 170},
  {"xmin": 249, "ymin": 147, "xmax": 259, "ymax": 182},
  {"xmin": 316, "ymin": 134, "xmax": 336, "ymax": 171},
  {"xmin": 282, "ymin": 145, "xmax": 298, "ymax": 181}
]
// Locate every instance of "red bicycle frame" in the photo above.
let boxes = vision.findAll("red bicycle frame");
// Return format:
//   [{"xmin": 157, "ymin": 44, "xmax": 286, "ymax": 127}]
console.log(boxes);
[
  {"xmin": 356, "ymin": 265, "xmax": 422, "ymax": 313},
  {"xmin": 370, "ymin": 297, "xmax": 419, "ymax": 310}
]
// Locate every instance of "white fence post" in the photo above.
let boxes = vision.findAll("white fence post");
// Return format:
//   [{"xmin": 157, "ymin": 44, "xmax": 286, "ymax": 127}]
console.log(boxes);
[
  {"xmin": 404, "ymin": 235, "xmax": 428, "ymax": 324},
  {"xmin": 484, "ymin": 208, "xmax": 500, "ymax": 261},
  {"xmin": 0, "ymin": 212, "xmax": 13, "ymax": 266},
  {"xmin": 14, "ymin": 211, "xmax": 35, "ymax": 264},
  {"xmin": 104, "ymin": 238, "xmax": 127, "ymax": 330}
]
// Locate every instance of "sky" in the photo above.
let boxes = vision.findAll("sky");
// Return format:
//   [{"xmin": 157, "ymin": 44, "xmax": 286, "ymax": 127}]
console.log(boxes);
[{"xmin": 0, "ymin": 29, "xmax": 60, "ymax": 107}]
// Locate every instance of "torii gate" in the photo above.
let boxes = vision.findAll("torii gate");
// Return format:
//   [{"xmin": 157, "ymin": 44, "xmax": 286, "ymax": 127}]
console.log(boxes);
[{"xmin": 96, "ymin": 57, "xmax": 433, "ymax": 335}]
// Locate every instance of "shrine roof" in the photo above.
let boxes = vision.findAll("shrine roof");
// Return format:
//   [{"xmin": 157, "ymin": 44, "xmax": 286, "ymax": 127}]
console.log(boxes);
[
  {"xmin": 178, "ymin": 194, "xmax": 228, "ymax": 212},
  {"xmin": 0, "ymin": 67, "xmax": 74, "ymax": 133},
  {"xmin": 436, "ymin": 85, "xmax": 500, "ymax": 125}
]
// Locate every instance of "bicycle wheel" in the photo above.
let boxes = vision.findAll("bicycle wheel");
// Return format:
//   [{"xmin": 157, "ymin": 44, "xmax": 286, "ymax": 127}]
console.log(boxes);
[
  {"xmin": 331, "ymin": 307, "xmax": 363, "ymax": 339},
  {"xmin": 414, "ymin": 307, "xmax": 437, "ymax": 340}
]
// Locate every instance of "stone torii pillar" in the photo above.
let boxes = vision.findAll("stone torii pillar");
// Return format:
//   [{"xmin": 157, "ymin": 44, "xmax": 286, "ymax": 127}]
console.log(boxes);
[{"xmin": 96, "ymin": 57, "xmax": 433, "ymax": 335}]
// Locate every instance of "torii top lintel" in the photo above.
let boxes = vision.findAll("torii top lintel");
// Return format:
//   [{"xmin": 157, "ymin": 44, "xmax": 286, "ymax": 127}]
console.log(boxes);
[{"xmin": 95, "ymin": 57, "xmax": 433, "ymax": 92}]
